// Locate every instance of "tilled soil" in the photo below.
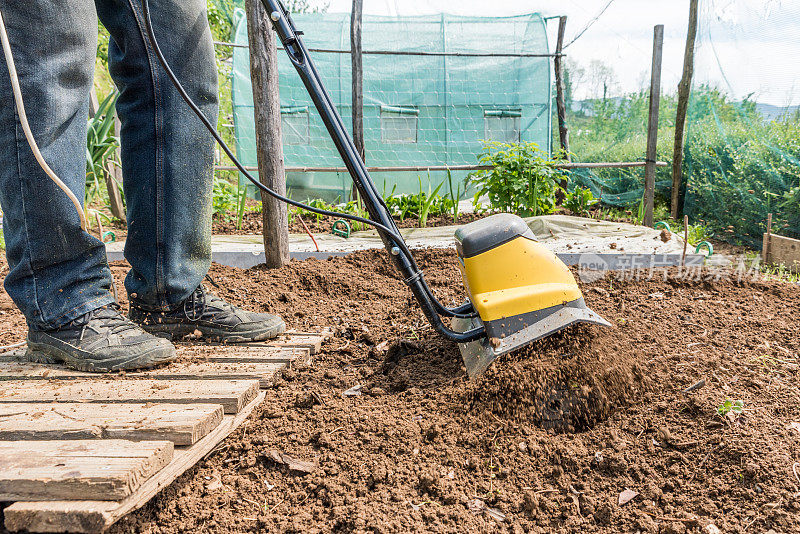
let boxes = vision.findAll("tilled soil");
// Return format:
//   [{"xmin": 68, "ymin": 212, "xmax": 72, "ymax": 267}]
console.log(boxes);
[
  {"xmin": 213, "ymin": 211, "xmax": 486, "ymax": 235},
  {"xmin": 1, "ymin": 249, "xmax": 800, "ymax": 533}
]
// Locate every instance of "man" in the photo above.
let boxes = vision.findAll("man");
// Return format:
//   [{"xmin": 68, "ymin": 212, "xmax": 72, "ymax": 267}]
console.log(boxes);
[{"xmin": 0, "ymin": 0, "xmax": 285, "ymax": 372}]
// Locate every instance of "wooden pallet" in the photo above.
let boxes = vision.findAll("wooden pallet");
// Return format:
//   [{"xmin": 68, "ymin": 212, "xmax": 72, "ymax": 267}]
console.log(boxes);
[{"xmin": 0, "ymin": 330, "xmax": 331, "ymax": 533}]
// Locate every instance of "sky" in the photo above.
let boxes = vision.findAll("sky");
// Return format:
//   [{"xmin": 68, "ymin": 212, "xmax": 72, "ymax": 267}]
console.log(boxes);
[{"xmin": 301, "ymin": 0, "xmax": 800, "ymax": 105}]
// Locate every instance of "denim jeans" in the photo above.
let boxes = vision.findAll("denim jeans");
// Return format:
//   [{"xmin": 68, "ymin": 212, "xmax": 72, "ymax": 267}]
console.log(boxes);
[{"xmin": 0, "ymin": 0, "xmax": 218, "ymax": 330}]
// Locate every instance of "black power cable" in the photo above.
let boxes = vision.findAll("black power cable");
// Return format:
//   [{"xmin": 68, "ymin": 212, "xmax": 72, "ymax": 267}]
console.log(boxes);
[
  {"xmin": 139, "ymin": 0, "xmax": 478, "ymax": 321},
  {"xmin": 138, "ymin": 0, "xmax": 418, "ymax": 259}
]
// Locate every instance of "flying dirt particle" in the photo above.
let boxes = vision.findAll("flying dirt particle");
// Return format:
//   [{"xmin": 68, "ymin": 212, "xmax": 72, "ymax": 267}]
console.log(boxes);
[
  {"xmin": 609, "ymin": 242, "xmax": 617, "ymax": 249},
  {"xmin": 489, "ymin": 337, "xmax": 502, "ymax": 348},
  {"xmin": 660, "ymin": 229, "xmax": 672, "ymax": 242}
]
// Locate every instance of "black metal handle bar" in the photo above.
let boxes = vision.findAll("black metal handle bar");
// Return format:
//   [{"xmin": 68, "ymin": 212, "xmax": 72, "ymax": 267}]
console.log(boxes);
[{"xmin": 260, "ymin": 0, "xmax": 484, "ymax": 342}]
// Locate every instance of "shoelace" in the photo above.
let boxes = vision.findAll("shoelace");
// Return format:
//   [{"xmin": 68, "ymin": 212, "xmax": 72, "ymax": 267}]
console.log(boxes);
[
  {"xmin": 67, "ymin": 304, "xmax": 140, "ymax": 341},
  {"xmin": 182, "ymin": 286, "xmax": 237, "ymax": 322}
]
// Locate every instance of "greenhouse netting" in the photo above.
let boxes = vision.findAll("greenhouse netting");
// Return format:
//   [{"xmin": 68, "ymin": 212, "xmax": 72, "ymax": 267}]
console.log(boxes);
[
  {"xmin": 229, "ymin": 10, "xmax": 552, "ymax": 202},
  {"xmin": 681, "ymin": 0, "xmax": 800, "ymax": 248}
]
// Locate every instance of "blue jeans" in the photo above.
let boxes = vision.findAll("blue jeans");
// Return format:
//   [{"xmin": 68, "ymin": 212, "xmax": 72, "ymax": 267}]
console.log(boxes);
[{"xmin": 0, "ymin": 0, "xmax": 218, "ymax": 329}]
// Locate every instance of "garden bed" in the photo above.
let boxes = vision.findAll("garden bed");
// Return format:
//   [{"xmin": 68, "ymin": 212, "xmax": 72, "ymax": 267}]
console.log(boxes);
[
  {"xmin": 213, "ymin": 210, "xmax": 486, "ymax": 236},
  {"xmin": 2, "ymin": 250, "xmax": 798, "ymax": 533}
]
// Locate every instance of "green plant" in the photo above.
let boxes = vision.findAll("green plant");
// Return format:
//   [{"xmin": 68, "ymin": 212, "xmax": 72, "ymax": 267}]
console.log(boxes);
[
  {"xmin": 686, "ymin": 222, "xmax": 713, "ymax": 246},
  {"xmin": 563, "ymin": 187, "xmax": 598, "ymax": 215},
  {"xmin": 469, "ymin": 141, "xmax": 565, "ymax": 217},
  {"xmin": 212, "ymin": 177, "xmax": 239, "ymax": 219},
  {"xmin": 717, "ymin": 399, "xmax": 744, "ymax": 416},
  {"xmin": 446, "ymin": 167, "xmax": 462, "ymax": 222},
  {"xmin": 383, "ymin": 180, "xmax": 453, "ymax": 224},
  {"xmin": 85, "ymin": 90, "xmax": 121, "ymax": 213},
  {"xmin": 418, "ymin": 177, "xmax": 445, "ymax": 228}
]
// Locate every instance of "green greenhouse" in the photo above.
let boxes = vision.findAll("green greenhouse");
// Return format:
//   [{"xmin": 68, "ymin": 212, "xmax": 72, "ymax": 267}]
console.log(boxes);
[{"xmin": 230, "ymin": 11, "xmax": 552, "ymax": 201}]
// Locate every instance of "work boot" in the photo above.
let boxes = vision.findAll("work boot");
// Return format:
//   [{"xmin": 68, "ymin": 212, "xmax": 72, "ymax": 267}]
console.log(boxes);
[
  {"xmin": 129, "ymin": 286, "xmax": 286, "ymax": 343},
  {"xmin": 26, "ymin": 304, "xmax": 177, "ymax": 373}
]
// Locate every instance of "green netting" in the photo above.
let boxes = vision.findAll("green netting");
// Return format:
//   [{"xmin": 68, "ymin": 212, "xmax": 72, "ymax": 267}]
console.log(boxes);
[
  {"xmin": 230, "ymin": 11, "xmax": 551, "ymax": 202},
  {"xmin": 682, "ymin": 0, "xmax": 800, "ymax": 248},
  {"xmin": 565, "ymin": 1, "xmax": 800, "ymax": 249}
]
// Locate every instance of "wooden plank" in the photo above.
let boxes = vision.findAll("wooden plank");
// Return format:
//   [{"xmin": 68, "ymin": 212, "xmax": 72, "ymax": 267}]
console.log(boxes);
[
  {"xmin": 0, "ymin": 403, "xmax": 223, "ymax": 446},
  {"xmin": 264, "ymin": 334, "xmax": 326, "ymax": 355},
  {"xmin": 5, "ymin": 391, "xmax": 266, "ymax": 533},
  {"xmin": 0, "ymin": 379, "xmax": 258, "ymax": 414},
  {"xmin": 176, "ymin": 344, "xmax": 305, "ymax": 362},
  {"xmin": 0, "ymin": 440, "xmax": 173, "ymax": 502},
  {"xmin": 643, "ymin": 24, "xmax": 664, "ymax": 227},
  {"xmin": 763, "ymin": 233, "xmax": 800, "ymax": 271},
  {"xmin": 245, "ymin": 0, "xmax": 289, "ymax": 268},
  {"xmin": 0, "ymin": 360, "xmax": 288, "ymax": 389}
]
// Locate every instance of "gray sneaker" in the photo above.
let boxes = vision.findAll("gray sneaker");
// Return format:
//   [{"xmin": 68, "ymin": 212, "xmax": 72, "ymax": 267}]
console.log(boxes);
[
  {"xmin": 26, "ymin": 304, "xmax": 177, "ymax": 373},
  {"xmin": 129, "ymin": 286, "xmax": 286, "ymax": 343}
]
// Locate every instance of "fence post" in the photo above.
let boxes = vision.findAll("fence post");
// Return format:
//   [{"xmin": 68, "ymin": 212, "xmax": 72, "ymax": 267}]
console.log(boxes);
[
  {"xmin": 553, "ymin": 16, "xmax": 570, "ymax": 205},
  {"xmin": 350, "ymin": 0, "xmax": 364, "ymax": 161},
  {"xmin": 246, "ymin": 0, "xmax": 289, "ymax": 268},
  {"xmin": 643, "ymin": 24, "xmax": 664, "ymax": 228},
  {"xmin": 554, "ymin": 16, "xmax": 570, "ymax": 161},
  {"xmin": 106, "ymin": 116, "xmax": 126, "ymax": 223},
  {"xmin": 671, "ymin": 0, "xmax": 698, "ymax": 220}
]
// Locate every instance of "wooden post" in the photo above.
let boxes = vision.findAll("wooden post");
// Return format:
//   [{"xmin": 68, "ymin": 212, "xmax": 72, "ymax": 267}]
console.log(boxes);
[
  {"xmin": 350, "ymin": 0, "xmax": 364, "ymax": 161},
  {"xmin": 554, "ymin": 16, "xmax": 570, "ymax": 161},
  {"xmin": 643, "ymin": 24, "xmax": 664, "ymax": 228},
  {"xmin": 106, "ymin": 115, "xmax": 126, "ymax": 223},
  {"xmin": 553, "ymin": 16, "xmax": 570, "ymax": 205},
  {"xmin": 89, "ymin": 88, "xmax": 100, "ymax": 119},
  {"xmin": 762, "ymin": 212, "xmax": 773, "ymax": 264},
  {"xmin": 671, "ymin": 0, "xmax": 698, "ymax": 220},
  {"xmin": 681, "ymin": 214, "xmax": 688, "ymax": 267},
  {"xmin": 246, "ymin": 0, "xmax": 289, "ymax": 268}
]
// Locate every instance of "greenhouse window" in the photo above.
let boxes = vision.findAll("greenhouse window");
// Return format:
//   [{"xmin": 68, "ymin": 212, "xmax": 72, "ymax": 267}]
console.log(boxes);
[
  {"xmin": 281, "ymin": 106, "xmax": 310, "ymax": 145},
  {"xmin": 484, "ymin": 109, "xmax": 521, "ymax": 143},
  {"xmin": 381, "ymin": 106, "xmax": 419, "ymax": 144}
]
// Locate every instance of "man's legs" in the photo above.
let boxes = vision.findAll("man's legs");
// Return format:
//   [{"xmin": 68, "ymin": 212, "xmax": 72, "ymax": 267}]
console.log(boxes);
[
  {"xmin": 0, "ymin": 0, "xmax": 174, "ymax": 372},
  {"xmin": 0, "ymin": 0, "xmax": 116, "ymax": 329},
  {"xmin": 98, "ymin": 0, "xmax": 285, "ymax": 342},
  {"xmin": 95, "ymin": 0, "xmax": 217, "ymax": 310}
]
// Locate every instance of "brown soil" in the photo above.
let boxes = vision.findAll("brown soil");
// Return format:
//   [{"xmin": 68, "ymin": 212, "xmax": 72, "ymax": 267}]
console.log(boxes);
[
  {"xmin": 213, "ymin": 210, "xmax": 486, "ymax": 236},
  {"xmin": 1, "ymin": 249, "xmax": 799, "ymax": 533}
]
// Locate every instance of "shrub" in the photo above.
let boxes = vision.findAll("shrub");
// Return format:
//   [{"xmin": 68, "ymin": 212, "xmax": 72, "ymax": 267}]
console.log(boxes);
[{"xmin": 469, "ymin": 141, "xmax": 566, "ymax": 217}]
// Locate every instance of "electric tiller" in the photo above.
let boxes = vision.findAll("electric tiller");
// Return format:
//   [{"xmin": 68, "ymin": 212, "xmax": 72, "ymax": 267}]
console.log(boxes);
[
  {"xmin": 143, "ymin": 0, "xmax": 611, "ymax": 377},
  {"xmin": 259, "ymin": 0, "xmax": 611, "ymax": 377}
]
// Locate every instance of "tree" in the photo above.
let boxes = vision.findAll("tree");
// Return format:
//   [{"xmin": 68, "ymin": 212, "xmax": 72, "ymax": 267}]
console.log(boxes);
[{"xmin": 587, "ymin": 59, "xmax": 618, "ymax": 101}]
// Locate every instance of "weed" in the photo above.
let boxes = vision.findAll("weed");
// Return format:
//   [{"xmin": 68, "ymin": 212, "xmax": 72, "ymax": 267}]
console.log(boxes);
[
  {"xmin": 564, "ymin": 187, "xmax": 598, "ymax": 215},
  {"xmin": 445, "ymin": 167, "xmax": 462, "ymax": 222},
  {"xmin": 212, "ymin": 177, "xmax": 239, "ymax": 219},
  {"xmin": 717, "ymin": 399, "xmax": 743, "ymax": 416},
  {"xmin": 417, "ymin": 173, "xmax": 445, "ymax": 228}
]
